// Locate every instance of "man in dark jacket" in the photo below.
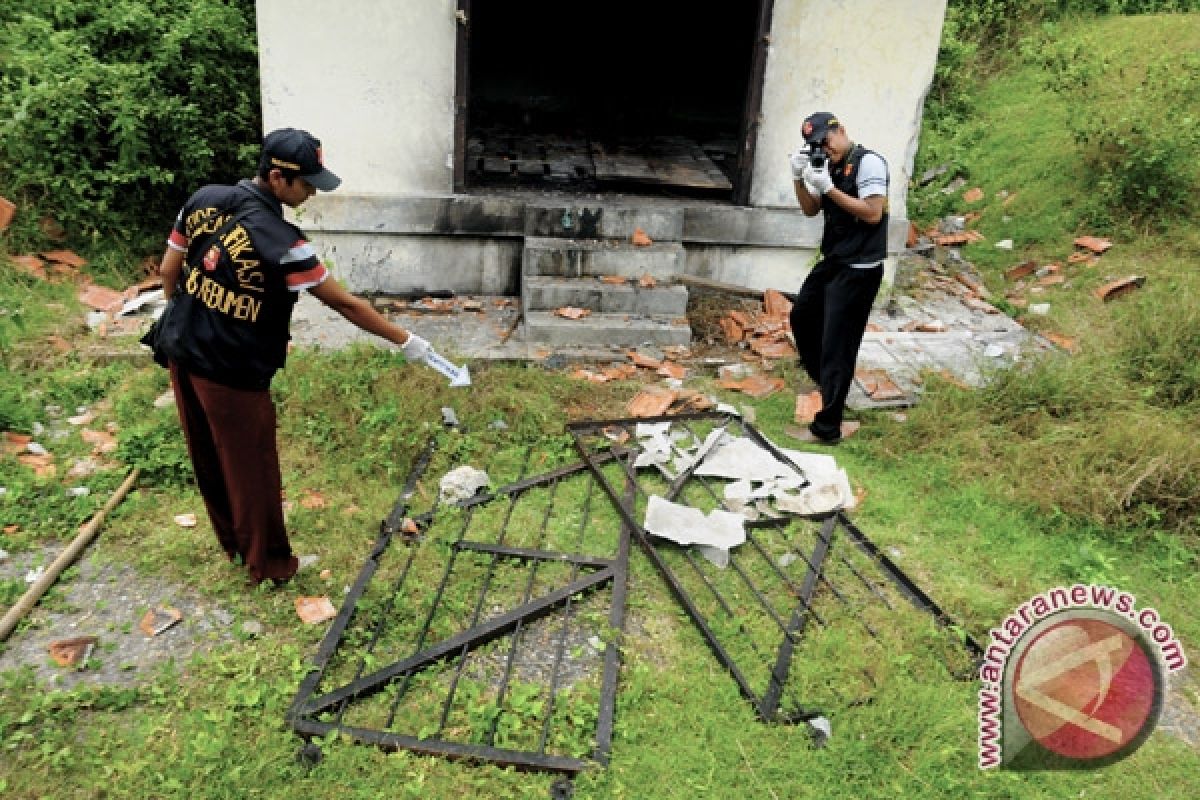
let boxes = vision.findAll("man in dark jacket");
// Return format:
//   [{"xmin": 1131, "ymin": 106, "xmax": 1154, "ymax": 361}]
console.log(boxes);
[
  {"xmin": 152, "ymin": 128, "xmax": 434, "ymax": 584},
  {"xmin": 787, "ymin": 112, "xmax": 889, "ymax": 444}
]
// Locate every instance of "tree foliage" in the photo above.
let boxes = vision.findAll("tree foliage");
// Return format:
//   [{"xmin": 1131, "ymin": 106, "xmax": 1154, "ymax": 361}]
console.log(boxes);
[{"xmin": 0, "ymin": 0, "xmax": 261, "ymax": 253}]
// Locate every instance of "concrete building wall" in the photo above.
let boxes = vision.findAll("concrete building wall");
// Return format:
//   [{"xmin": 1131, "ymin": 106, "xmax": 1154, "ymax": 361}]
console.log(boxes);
[
  {"xmin": 754, "ymin": 0, "xmax": 948, "ymax": 221},
  {"xmin": 255, "ymin": 1, "xmax": 946, "ymax": 297},
  {"xmin": 256, "ymin": 0, "xmax": 457, "ymax": 194}
]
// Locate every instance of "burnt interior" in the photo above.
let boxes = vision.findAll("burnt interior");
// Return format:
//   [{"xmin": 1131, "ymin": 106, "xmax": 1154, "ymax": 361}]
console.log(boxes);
[{"xmin": 464, "ymin": 0, "xmax": 760, "ymax": 198}]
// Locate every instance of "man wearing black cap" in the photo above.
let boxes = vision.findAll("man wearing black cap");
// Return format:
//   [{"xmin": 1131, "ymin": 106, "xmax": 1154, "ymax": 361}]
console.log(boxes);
[
  {"xmin": 786, "ymin": 112, "xmax": 889, "ymax": 444},
  {"xmin": 148, "ymin": 128, "xmax": 434, "ymax": 585}
]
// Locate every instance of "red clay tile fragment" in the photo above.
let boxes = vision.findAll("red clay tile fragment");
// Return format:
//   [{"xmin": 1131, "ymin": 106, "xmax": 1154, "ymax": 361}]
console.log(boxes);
[
  {"xmin": 1093, "ymin": 275, "xmax": 1145, "ymax": 302},
  {"xmin": 49, "ymin": 636, "xmax": 98, "ymax": 668},
  {"xmin": 553, "ymin": 306, "xmax": 591, "ymax": 320},
  {"xmin": 657, "ymin": 361, "xmax": 687, "ymax": 380},
  {"xmin": 0, "ymin": 196, "xmax": 15, "ymax": 232},
  {"xmin": 794, "ymin": 390, "xmax": 823, "ymax": 424},
  {"xmin": 631, "ymin": 228, "xmax": 653, "ymax": 246},
  {"xmin": 1074, "ymin": 236, "xmax": 1112, "ymax": 254},
  {"xmin": 627, "ymin": 350, "xmax": 663, "ymax": 370},
  {"xmin": 9, "ymin": 255, "xmax": 46, "ymax": 279},
  {"xmin": 296, "ymin": 596, "xmax": 338, "ymax": 624},
  {"xmin": 1004, "ymin": 261, "xmax": 1037, "ymax": 282},
  {"xmin": 638, "ymin": 273, "xmax": 657, "ymax": 289},
  {"xmin": 78, "ymin": 284, "xmax": 125, "ymax": 313},
  {"xmin": 627, "ymin": 389, "xmax": 677, "ymax": 418},
  {"xmin": 763, "ymin": 288, "xmax": 793, "ymax": 318},
  {"xmin": 600, "ymin": 274, "xmax": 628, "ymax": 285},
  {"xmin": 42, "ymin": 249, "xmax": 87, "ymax": 268},
  {"xmin": 719, "ymin": 374, "xmax": 785, "ymax": 398},
  {"xmin": 963, "ymin": 187, "xmax": 984, "ymax": 203},
  {"xmin": 1043, "ymin": 332, "xmax": 1078, "ymax": 352},
  {"xmin": 139, "ymin": 607, "xmax": 183, "ymax": 637}
]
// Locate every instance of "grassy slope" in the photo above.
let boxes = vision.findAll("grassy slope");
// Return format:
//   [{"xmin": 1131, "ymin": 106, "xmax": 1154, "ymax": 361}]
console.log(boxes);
[{"xmin": 1, "ymin": 12, "xmax": 1198, "ymax": 800}]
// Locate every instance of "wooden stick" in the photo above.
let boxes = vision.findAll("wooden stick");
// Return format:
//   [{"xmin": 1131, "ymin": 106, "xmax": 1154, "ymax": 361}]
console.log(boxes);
[{"xmin": 0, "ymin": 468, "xmax": 140, "ymax": 641}]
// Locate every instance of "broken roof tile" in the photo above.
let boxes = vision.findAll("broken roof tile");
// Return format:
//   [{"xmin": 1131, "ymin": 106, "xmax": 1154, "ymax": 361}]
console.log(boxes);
[
  {"xmin": 1074, "ymin": 236, "xmax": 1113, "ymax": 254},
  {"xmin": 0, "ymin": 196, "xmax": 14, "ymax": 232},
  {"xmin": 719, "ymin": 315, "xmax": 745, "ymax": 343},
  {"xmin": 553, "ymin": 306, "xmax": 591, "ymax": 320},
  {"xmin": 42, "ymin": 249, "xmax": 87, "ymax": 268},
  {"xmin": 295, "ymin": 596, "xmax": 338, "ymax": 624},
  {"xmin": 1004, "ymin": 261, "xmax": 1038, "ymax": 281},
  {"xmin": 1043, "ymin": 332, "xmax": 1079, "ymax": 352},
  {"xmin": 78, "ymin": 284, "xmax": 125, "ymax": 313},
  {"xmin": 638, "ymin": 273, "xmax": 657, "ymax": 289},
  {"xmin": 963, "ymin": 187, "xmax": 984, "ymax": 203},
  {"xmin": 748, "ymin": 338, "xmax": 795, "ymax": 359},
  {"xmin": 49, "ymin": 636, "xmax": 97, "ymax": 668},
  {"xmin": 9, "ymin": 254, "xmax": 46, "ymax": 279},
  {"xmin": 627, "ymin": 389, "xmax": 677, "ymax": 418},
  {"xmin": 600, "ymin": 274, "xmax": 628, "ymax": 285},
  {"xmin": 794, "ymin": 390, "xmax": 823, "ymax": 424},
  {"xmin": 1093, "ymin": 275, "xmax": 1145, "ymax": 302},
  {"xmin": 718, "ymin": 374, "xmax": 785, "ymax": 398},
  {"xmin": 657, "ymin": 361, "xmax": 687, "ymax": 380},
  {"xmin": 763, "ymin": 288, "xmax": 793, "ymax": 318},
  {"xmin": 627, "ymin": 350, "xmax": 663, "ymax": 369},
  {"xmin": 631, "ymin": 228, "xmax": 652, "ymax": 246}
]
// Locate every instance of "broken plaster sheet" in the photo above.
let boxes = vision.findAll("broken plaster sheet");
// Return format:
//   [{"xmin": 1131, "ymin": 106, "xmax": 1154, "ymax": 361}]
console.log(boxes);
[
  {"xmin": 643, "ymin": 495, "xmax": 746, "ymax": 556},
  {"xmin": 633, "ymin": 424, "xmax": 727, "ymax": 479},
  {"xmin": 699, "ymin": 436, "xmax": 856, "ymax": 514}
]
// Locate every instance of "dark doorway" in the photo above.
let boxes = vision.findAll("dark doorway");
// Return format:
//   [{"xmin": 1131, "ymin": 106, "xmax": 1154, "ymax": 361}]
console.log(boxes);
[{"xmin": 455, "ymin": 1, "xmax": 768, "ymax": 202}]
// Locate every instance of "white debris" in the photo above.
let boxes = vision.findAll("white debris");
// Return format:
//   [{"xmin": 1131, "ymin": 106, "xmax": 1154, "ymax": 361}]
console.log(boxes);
[
  {"xmin": 438, "ymin": 466, "xmax": 490, "ymax": 504},
  {"xmin": 995, "ymin": 239, "xmax": 1014, "ymax": 250},
  {"xmin": 25, "ymin": 442, "xmax": 48, "ymax": 456},
  {"xmin": 66, "ymin": 486, "xmax": 90, "ymax": 498},
  {"xmin": 644, "ymin": 496, "xmax": 746, "ymax": 557},
  {"xmin": 153, "ymin": 390, "xmax": 176, "ymax": 408},
  {"xmin": 1028, "ymin": 303, "xmax": 1051, "ymax": 315},
  {"xmin": 25, "ymin": 566, "xmax": 45, "ymax": 584}
]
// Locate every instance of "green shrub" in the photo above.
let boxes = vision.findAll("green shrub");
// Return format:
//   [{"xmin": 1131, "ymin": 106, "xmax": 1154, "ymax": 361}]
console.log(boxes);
[{"xmin": 0, "ymin": 0, "xmax": 260, "ymax": 255}]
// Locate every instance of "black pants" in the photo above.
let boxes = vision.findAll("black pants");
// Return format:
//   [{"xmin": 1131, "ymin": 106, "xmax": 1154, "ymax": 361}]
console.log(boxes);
[{"xmin": 788, "ymin": 259, "xmax": 884, "ymax": 440}]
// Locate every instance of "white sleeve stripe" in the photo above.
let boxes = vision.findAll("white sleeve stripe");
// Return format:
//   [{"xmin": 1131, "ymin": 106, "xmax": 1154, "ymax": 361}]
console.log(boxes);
[
  {"xmin": 280, "ymin": 242, "xmax": 317, "ymax": 264},
  {"xmin": 290, "ymin": 271, "xmax": 329, "ymax": 292},
  {"xmin": 167, "ymin": 240, "xmax": 187, "ymax": 252}
]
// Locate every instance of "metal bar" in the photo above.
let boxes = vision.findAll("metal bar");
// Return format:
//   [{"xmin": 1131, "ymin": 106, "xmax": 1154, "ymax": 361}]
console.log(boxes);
[
  {"xmin": 292, "ymin": 717, "xmax": 588, "ymax": 776},
  {"xmin": 837, "ymin": 512, "xmax": 984, "ymax": 657},
  {"xmin": 454, "ymin": 540, "xmax": 612, "ymax": 569},
  {"xmin": 571, "ymin": 431, "xmax": 761, "ymax": 709},
  {"xmin": 485, "ymin": 474, "xmax": 562, "ymax": 747},
  {"xmin": 303, "ymin": 567, "xmax": 615, "ymax": 715},
  {"xmin": 593, "ymin": 471, "xmax": 633, "ymax": 763},
  {"xmin": 538, "ymin": 475, "xmax": 598, "ymax": 755},
  {"xmin": 287, "ymin": 436, "xmax": 437, "ymax": 723},
  {"xmin": 761, "ymin": 515, "xmax": 836, "ymax": 717},
  {"xmin": 437, "ymin": 449, "xmax": 534, "ymax": 735}
]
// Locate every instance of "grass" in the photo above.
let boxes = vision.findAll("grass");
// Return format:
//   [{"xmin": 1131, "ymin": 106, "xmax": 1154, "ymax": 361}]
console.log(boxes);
[{"xmin": 2, "ymin": 10, "xmax": 1199, "ymax": 799}]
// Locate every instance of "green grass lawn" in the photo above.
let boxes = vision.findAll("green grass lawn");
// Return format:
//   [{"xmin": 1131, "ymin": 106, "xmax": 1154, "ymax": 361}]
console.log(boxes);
[{"xmin": 2, "ymin": 10, "xmax": 1198, "ymax": 800}]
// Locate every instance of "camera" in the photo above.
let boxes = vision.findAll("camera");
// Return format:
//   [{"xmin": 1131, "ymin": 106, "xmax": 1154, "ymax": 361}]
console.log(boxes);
[{"xmin": 808, "ymin": 145, "xmax": 828, "ymax": 169}]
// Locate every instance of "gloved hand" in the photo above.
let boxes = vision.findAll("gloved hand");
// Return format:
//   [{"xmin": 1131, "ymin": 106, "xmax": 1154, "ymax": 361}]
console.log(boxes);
[
  {"xmin": 400, "ymin": 332, "xmax": 431, "ymax": 362},
  {"xmin": 788, "ymin": 148, "xmax": 810, "ymax": 180},
  {"xmin": 802, "ymin": 162, "xmax": 834, "ymax": 195}
]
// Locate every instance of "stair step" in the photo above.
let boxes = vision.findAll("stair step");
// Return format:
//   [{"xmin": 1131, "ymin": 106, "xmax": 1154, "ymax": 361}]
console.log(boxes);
[
  {"xmin": 523, "ymin": 237, "xmax": 683, "ymax": 280},
  {"xmin": 524, "ymin": 204, "xmax": 684, "ymax": 241},
  {"xmin": 523, "ymin": 311, "xmax": 691, "ymax": 347},
  {"xmin": 522, "ymin": 276, "xmax": 688, "ymax": 315}
]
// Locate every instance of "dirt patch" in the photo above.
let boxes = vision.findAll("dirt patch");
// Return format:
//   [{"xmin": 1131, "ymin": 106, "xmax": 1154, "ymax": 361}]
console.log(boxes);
[{"xmin": 0, "ymin": 544, "xmax": 236, "ymax": 689}]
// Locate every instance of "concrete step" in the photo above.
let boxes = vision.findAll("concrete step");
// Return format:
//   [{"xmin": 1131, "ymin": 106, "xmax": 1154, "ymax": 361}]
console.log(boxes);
[
  {"xmin": 523, "ymin": 237, "xmax": 684, "ymax": 280},
  {"xmin": 524, "ymin": 203, "xmax": 684, "ymax": 241},
  {"xmin": 522, "ymin": 275, "xmax": 688, "ymax": 315},
  {"xmin": 523, "ymin": 310, "xmax": 692, "ymax": 347}
]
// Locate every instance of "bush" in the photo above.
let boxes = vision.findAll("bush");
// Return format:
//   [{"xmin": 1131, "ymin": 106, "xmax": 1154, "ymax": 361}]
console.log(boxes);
[{"xmin": 0, "ymin": 1, "xmax": 261, "ymax": 254}]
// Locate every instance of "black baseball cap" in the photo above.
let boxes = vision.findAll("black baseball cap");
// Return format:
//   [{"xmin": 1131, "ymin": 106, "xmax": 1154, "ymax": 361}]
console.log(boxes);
[
  {"xmin": 802, "ymin": 112, "xmax": 840, "ymax": 146},
  {"xmin": 260, "ymin": 128, "xmax": 341, "ymax": 191}
]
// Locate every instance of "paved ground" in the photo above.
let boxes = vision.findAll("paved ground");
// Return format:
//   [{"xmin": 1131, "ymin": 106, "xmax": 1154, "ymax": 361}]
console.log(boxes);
[{"xmin": 289, "ymin": 251, "xmax": 1054, "ymax": 411}]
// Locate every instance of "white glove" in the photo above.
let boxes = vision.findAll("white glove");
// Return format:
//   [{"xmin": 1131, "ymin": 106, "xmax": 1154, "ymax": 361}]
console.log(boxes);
[
  {"xmin": 788, "ymin": 148, "xmax": 810, "ymax": 180},
  {"xmin": 802, "ymin": 162, "xmax": 834, "ymax": 195},
  {"xmin": 400, "ymin": 333, "xmax": 431, "ymax": 362}
]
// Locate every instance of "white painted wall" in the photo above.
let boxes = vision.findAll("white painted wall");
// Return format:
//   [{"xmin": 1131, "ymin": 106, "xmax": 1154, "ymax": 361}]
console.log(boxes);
[
  {"xmin": 256, "ymin": 0, "xmax": 457, "ymax": 194},
  {"xmin": 754, "ymin": 0, "xmax": 948, "ymax": 221}
]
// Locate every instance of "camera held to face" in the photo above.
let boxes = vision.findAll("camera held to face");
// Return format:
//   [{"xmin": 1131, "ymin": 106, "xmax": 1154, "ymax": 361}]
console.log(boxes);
[{"xmin": 808, "ymin": 144, "xmax": 828, "ymax": 169}]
